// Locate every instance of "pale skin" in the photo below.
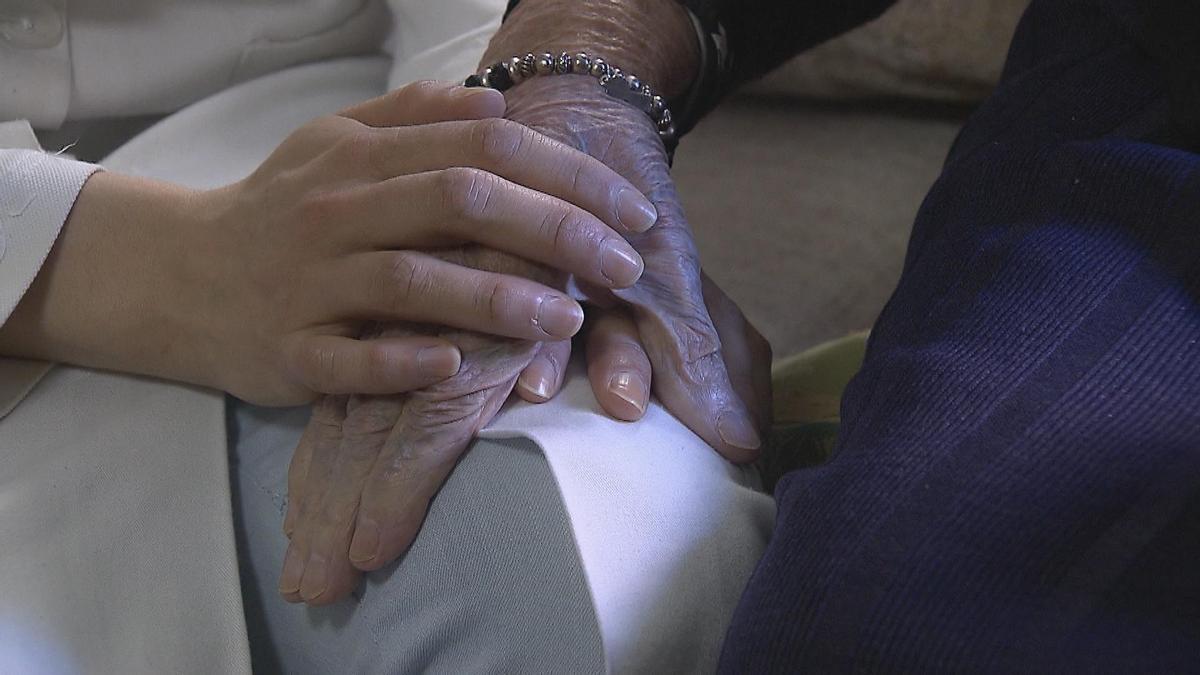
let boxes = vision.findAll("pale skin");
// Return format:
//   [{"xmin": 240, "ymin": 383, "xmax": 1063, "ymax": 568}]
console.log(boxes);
[
  {"xmin": 281, "ymin": 0, "xmax": 773, "ymax": 606},
  {"xmin": 0, "ymin": 81, "xmax": 659, "ymax": 403}
]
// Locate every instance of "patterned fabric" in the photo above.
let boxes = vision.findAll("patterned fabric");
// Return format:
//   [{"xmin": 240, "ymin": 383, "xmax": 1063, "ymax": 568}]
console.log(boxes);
[{"xmin": 721, "ymin": 0, "xmax": 1200, "ymax": 671}]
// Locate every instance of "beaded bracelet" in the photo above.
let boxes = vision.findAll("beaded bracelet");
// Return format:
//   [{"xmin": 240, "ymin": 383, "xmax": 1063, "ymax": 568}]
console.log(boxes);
[{"xmin": 464, "ymin": 52, "xmax": 678, "ymax": 157}]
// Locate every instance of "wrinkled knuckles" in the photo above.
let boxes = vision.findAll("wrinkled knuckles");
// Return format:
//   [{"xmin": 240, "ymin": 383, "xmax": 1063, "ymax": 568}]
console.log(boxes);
[
  {"xmin": 401, "ymin": 79, "xmax": 448, "ymax": 106},
  {"xmin": 342, "ymin": 398, "xmax": 405, "ymax": 441},
  {"xmin": 330, "ymin": 129, "xmax": 376, "ymax": 172},
  {"xmin": 473, "ymin": 117, "xmax": 528, "ymax": 166},
  {"xmin": 295, "ymin": 340, "xmax": 342, "ymax": 390},
  {"xmin": 381, "ymin": 251, "xmax": 430, "ymax": 310},
  {"xmin": 296, "ymin": 191, "xmax": 344, "ymax": 234},
  {"xmin": 473, "ymin": 276, "xmax": 517, "ymax": 325},
  {"xmin": 675, "ymin": 316, "xmax": 724, "ymax": 364},
  {"xmin": 538, "ymin": 208, "xmax": 587, "ymax": 257},
  {"xmin": 361, "ymin": 342, "xmax": 405, "ymax": 386},
  {"xmin": 436, "ymin": 166, "xmax": 497, "ymax": 221},
  {"xmin": 315, "ymin": 498, "xmax": 360, "ymax": 532}
]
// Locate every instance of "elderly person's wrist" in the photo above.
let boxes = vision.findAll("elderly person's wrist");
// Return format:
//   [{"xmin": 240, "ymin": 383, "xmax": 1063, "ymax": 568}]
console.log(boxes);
[{"xmin": 482, "ymin": 0, "xmax": 699, "ymax": 98}]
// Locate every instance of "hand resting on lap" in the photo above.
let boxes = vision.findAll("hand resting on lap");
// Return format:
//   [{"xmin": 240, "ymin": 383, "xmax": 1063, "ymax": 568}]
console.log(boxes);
[{"xmin": 282, "ymin": 1, "xmax": 775, "ymax": 606}]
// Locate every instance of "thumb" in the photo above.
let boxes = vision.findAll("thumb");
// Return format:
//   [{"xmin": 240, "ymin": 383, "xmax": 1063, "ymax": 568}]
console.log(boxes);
[{"xmin": 339, "ymin": 80, "xmax": 505, "ymax": 127}]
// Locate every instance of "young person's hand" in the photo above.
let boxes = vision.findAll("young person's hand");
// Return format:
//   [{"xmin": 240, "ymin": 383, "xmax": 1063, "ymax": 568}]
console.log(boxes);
[{"xmin": 0, "ymin": 81, "xmax": 657, "ymax": 406}]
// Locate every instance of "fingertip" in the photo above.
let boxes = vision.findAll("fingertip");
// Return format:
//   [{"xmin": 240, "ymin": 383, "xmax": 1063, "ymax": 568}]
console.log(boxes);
[
  {"xmin": 416, "ymin": 344, "xmax": 462, "ymax": 379},
  {"xmin": 516, "ymin": 357, "xmax": 558, "ymax": 403},
  {"xmin": 348, "ymin": 518, "xmax": 380, "ymax": 567},
  {"xmin": 456, "ymin": 86, "xmax": 507, "ymax": 118},
  {"xmin": 535, "ymin": 296, "xmax": 585, "ymax": 339},
  {"xmin": 715, "ymin": 410, "xmax": 763, "ymax": 463},
  {"xmin": 350, "ymin": 518, "xmax": 417, "ymax": 572},
  {"xmin": 278, "ymin": 543, "xmax": 305, "ymax": 597},
  {"xmin": 615, "ymin": 187, "xmax": 658, "ymax": 233},
  {"xmin": 516, "ymin": 375, "xmax": 554, "ymax": 403},
  {"xmin": 601, "ymin": 370, "xmax": 649, "ymax": 422}
]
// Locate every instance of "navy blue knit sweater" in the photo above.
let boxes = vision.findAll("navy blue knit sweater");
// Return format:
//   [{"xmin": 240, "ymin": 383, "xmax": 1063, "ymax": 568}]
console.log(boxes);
[{"xmin": 718, "ymin": 1, "xmax": 1200, "ymax": 672}]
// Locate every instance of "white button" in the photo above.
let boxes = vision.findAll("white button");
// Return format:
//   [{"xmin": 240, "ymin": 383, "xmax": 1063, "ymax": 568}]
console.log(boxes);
[{"xmin": 0, "ymin": 1, "xmax": 63, "ymax": 50}]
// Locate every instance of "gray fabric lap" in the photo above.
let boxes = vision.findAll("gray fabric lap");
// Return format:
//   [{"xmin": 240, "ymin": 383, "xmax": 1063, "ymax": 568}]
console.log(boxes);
[{"xmin": 226, "ymin": 398, "xmax": 605, "ymax": 674}]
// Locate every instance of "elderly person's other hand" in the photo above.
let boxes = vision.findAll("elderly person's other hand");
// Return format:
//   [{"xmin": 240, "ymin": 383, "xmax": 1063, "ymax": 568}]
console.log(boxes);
[
  {"xmin": 281, "ymin": 269, "xmax": 769, "ymax": 605},
  {"xmin": 0, "ymin": 81, "xmax": 656, "ymax": 406}
]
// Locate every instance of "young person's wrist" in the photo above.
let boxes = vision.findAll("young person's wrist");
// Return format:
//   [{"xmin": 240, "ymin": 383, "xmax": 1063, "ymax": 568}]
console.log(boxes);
[{"xmin": 0, "ymin": 172, "xmax": 215, "ymax": 389}]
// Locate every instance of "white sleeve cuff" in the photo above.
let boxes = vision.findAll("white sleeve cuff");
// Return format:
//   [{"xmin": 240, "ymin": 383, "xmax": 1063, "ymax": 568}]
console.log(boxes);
[{"xmin": 0, "ymin": 133, "xmax": 101, "ymax": 327}]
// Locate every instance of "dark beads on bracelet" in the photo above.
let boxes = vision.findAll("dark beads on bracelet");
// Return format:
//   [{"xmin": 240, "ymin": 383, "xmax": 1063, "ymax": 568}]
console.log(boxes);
[{"xmin": 465, "ymin": 51, "xmax": 680, "ymax": 158}]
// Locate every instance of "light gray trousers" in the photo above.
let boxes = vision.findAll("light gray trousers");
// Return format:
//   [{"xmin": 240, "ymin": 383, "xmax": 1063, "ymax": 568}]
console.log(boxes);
[{"xmin": 227, "ymin": 400, "xmax": 606, "ymax": 674}]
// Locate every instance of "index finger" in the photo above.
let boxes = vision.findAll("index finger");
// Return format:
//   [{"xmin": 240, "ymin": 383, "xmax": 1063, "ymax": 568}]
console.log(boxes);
[{"xmin": 369, "ymin": 117, "xmax": 659, "ymax": 236}]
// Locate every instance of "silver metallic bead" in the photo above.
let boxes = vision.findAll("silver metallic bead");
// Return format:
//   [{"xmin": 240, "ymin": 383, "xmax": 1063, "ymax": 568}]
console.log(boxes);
[
  {"xmin": 572, "ymin": 53, "xmax": 591, "ymax": 75},
  {"xmin": 626, "ymin": 75, "xmax": 641, "ymax": 91},
  {"xmin": 641, "ymin": 84, "xmax": 653, "ymax": 97},
  {"xmin": 589, "ymin": 58, "xmax": 608, "ymax": 78},
  {"xmin": 555, "ymin": 52, "xmax": 573, "ymax": 74},
  {"xmin": 649, "ymin": 95, "xmax": 666, "ymax": 116},
  {"xmin": 520, "ymin": 53, "xmax": 537, "ymax": 78},
  {"xmin": 657, "ymin": 109, "xmax": 673, "ymax": 130},
  {"xmin": 608, "ymin": 68, "xmax": 622, "ymax": 83},
  {"xmin": 535, "ymin": 52, "xmax": 556, "ymax": 75},
  {"xmin": 507, "ymin": 56, "xmax": 524, "ymax": 82},
  {"xmin": 480, "ymin": 66, "xmax": 495, "ymax": 87}
]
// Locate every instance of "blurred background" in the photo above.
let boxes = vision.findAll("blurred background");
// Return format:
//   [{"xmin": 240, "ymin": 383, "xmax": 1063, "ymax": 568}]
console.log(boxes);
[{"xmin": 675, "ymin": 0, "xmax": 1025, "ymax": 356}]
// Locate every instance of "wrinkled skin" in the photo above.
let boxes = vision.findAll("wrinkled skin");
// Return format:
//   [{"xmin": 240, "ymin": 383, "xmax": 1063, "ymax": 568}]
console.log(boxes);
[
  {"xmin": 507, "ymin": 79, "xmax": 766, "ymax": 458},
  {"xmin": 280, "ymin": 77, "xmax": 770, "ymax": 606}
]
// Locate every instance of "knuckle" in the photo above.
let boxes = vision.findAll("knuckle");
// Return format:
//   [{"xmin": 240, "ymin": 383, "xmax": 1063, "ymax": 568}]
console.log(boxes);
[
  {"xmin": 474, "ymin": 277, "xmax": 510, "ymax": 323},
  {"xmin": 381, "ymin": 251, "xmax": 428, "ymax": 309},
  {"xmin": 436, "ymin": 167, "xmax": 495, "ymax": 219},
  {"xmin": 538, "ymin": 207, "xmax": 588, "ymax": 256},
  {"xmin": 406, "ymin": 395, "xmax": 490, "ymax": 440},
  {"xmin": 301, "ymin": 342, "xmax": 340, "ymax": 387},
  {"xmin": 678, "ymin": 314, "xmax": 723, "ymax": 363},
  {"xmin": 362, "ymin": 344, "xmax": 401, "ymax": 383},
  {"xmin": 345, "ymin": 398, "xmax": 401, "ymax": 440},
  {"xmin": 401, "ymin": 79, "xmax": 443, "ymax": 103},
  {"xmin": 333, "ymin": 129, "xmax": 374, "ymax": 166},
  {"xmin": 474, "ymin": 117, "xmax": 526, "ymax": 165},
  {"xmin": 297, "ymin": 191, "xmax": 341, "ymax": 229},
  {"xmin": 318, "ymin": 497, "xmax": 356, "ymax": 528},
  {"xmin": 309, "ymin": 396, "xmax": 346, "ymax": 428}
]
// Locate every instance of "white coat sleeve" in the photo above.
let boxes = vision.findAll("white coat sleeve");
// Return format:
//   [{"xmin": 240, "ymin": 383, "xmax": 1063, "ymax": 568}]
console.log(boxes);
[
  {"xmin": 0, "ymin": 120, "xmax": 99, "ymax": 416},
  {"xmin": 385, "ymin": 0, "xmax": 506, "ymax": 87}
]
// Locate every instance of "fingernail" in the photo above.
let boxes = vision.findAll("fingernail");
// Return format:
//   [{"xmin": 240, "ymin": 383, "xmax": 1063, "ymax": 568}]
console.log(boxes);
[
  {"xmin": 279, "ymin": 545, "xmax": 304, "ymax": 595},
  {"xmin": 349, "ymin": 520, "xmax": 380, "ymax": 564},
  {"xmin": 615, "ymin": 188, "xmax": 657, "ymax": 233},
  {"xmin": 535, "ymin": 296, "xmax": 584, "ymax": 338},
  {"xmin": 417, "ymin": 346, "xmax": 461, "ymax": 378},
  {"xmin": 608, "ymin": 370, "xmax": 648, "ymax": 415},
  {"xmin": 717, "ymin": 411, "xmax": 762, "ymax": 452},
  {"xmin": 518, "ymin": 358, "xmax": 558, "ymax": 401},
  {"xmin": 299, "ymin": 553, "xmax": 329, "ymax": 602},
  {"xmin": 600, "ymin": 239, "xmax": 644, "ymax": 287}
]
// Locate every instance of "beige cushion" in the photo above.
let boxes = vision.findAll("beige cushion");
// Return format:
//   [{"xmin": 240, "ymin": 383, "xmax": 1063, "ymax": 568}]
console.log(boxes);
[{"xmin": 745, "ymin": 0, "xmax": 1029, "ymax": 103}]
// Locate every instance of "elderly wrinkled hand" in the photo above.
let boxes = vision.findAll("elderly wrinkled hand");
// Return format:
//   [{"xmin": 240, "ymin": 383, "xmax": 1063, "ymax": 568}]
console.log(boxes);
[{"xmin": 280, "ymin": 75, "xmax": 772, "ymax": 606}]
